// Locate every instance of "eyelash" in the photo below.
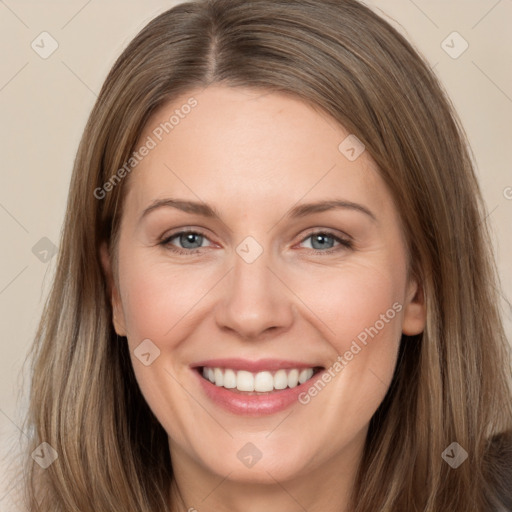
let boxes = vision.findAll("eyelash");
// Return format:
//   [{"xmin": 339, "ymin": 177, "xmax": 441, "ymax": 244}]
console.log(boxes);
[{"xmin": 159, "ymin": 229, "xmax": 353, "ymax": 256}]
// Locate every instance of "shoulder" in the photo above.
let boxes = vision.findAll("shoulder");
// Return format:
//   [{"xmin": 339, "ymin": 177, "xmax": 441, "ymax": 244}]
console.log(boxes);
[{"xmin": 485, "ymin": 430, "xmax": 512, "ymax": 512}]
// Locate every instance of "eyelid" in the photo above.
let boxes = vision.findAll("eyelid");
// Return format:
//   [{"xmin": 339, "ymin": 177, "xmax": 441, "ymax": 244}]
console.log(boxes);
[
  {"xmin": 295, "ymin": 229, "xmax": 353, "ymax": 253},
  {"xmin": 159, "ymin": 227, "xmax": 353, "ymax": 254},
  {"xmin": 297, "ymin": 226, "xmax": 353, "ymax": 243},
  {"xmin": 159, "ymin": 228, "xmax": 215, "ymax": 250}
]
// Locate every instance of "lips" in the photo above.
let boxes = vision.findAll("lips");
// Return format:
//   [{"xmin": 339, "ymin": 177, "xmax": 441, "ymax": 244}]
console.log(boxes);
[{"xmin": 191, "ymin": 358, "xmax": 325, "ymax": 415}]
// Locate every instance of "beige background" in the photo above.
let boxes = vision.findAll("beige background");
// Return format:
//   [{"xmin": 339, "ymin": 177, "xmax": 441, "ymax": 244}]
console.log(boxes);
[{"xmin": 0, "ymin": 0, "xmax": 511, "ymax": 508}]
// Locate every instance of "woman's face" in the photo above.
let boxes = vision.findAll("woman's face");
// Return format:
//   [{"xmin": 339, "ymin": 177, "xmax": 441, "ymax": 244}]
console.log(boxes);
[{"xmin": 103, "ymin": 85, "xmax": 425, "ymax": 489}]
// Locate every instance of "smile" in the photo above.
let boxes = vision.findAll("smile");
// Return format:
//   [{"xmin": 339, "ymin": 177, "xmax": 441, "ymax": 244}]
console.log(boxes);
[
  {"xmin": 192, "ymin": 358, "xmax": 326, "ymax": 415},
  {"xmin": 201, "ymin": 366, "xmax": 320, "ymax": 392}
]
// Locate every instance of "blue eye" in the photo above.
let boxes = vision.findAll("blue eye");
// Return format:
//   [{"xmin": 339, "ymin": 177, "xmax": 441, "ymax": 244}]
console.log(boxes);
[
  {"xmin": 159, "ymin": 229, "xmax": 352, "ymax": 255},
  {"xmin": 299, "ymin": 232, "xmax": 352, "ymax": 253},
  {"xmin": 160, "ymin": 230, "xmax": 211, "ymax": 254}
]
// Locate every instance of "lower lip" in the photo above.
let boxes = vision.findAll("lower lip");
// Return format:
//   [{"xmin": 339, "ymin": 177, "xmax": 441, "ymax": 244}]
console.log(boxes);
[{"xmin": 194, "ymin": 369, "xmax": 322, "ymax": 416}]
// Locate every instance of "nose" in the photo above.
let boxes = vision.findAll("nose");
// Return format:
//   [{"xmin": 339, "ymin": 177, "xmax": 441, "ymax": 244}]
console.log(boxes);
[{"xmin": 214, "ymin": 245, "xmax": 295, "ymax": 341}]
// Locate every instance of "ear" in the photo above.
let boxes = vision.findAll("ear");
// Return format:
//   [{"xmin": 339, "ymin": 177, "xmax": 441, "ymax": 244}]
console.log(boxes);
[
  {"xmin": 99, "ymin": 241, "xmax": 127, "ymax": 337},
  {"xmin": 401, "ymin": 275, "xmax": 426, "ymax": 336}
]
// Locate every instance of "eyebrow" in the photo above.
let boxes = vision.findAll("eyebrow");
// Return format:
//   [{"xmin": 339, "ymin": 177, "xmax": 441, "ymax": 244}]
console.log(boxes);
[{"xmin": 140, "ymin": 198, "xmax": 377, "ymax": 223}]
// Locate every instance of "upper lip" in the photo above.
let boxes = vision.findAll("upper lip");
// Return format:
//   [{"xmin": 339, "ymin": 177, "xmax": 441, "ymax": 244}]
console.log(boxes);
[{"xmin": 191, "ymin": 358, "xmax": 324, "ymax": 373}]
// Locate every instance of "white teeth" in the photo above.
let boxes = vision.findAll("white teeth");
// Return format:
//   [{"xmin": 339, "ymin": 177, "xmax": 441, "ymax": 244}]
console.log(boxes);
[
  {"xmin": 236, "ymin": 370, "xmax": 254, "ymax": 392},
  {"xmin": 214, "ymin": 368, "xmax": 223, "ymax": 387},
  {"xmin": 201, "ymin": 366, "xmax": 318, "ymax": 392},
  {"xmin": 299, "ymin": 368, "xmax": 313, "ymax": 384},
  {"xmin": 287, "ymin": 369, "xmax": 299, "ymax": 388},
  {"xmin": 254, "ymin": 371, "xmax": 274, "ymax": 392},
  {"xmin": 273, "ymin": 369, "xmax": 288, "ymax": 390},
  {"xmin": 223, "ymin": 369, "xmax": 236, "ymax": 389}
]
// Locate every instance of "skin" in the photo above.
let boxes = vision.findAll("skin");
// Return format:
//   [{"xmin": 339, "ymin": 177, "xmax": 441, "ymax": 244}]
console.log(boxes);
[{"xmin": 101, "ymin": 85, "xmax": 426, "ymax": 512}]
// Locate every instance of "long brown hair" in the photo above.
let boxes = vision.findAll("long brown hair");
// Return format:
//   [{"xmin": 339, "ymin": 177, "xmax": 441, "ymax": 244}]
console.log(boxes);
[{"xmin": 19, "ymin": 0, "xmax": 512, "ymax": 510}]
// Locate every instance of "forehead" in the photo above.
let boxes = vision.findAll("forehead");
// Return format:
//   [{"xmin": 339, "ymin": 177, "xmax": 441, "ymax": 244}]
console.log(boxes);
[{"xmin": 124, "ymin": 85, "xmax": 390, "ymax": 220}]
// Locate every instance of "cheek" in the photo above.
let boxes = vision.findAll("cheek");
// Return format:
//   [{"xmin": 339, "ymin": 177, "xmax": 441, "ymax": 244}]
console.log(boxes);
[
  {"xmin": 119, "ymin": 256, "xmax": 220, "ymax": 343},
  {"xmin": 116, "ymin": 256, "xmax": 217, "ymax": 443},
  {"xmin": 119, "ymin": 249, "xmax": 406, "ymax": 356},
  {"xmin": 292, "ymin": 261, "xmax": 404, "ymax": 414},
  {"xmin": 292, "ymin": 259, "xmax": 405, "ymax": 351}
]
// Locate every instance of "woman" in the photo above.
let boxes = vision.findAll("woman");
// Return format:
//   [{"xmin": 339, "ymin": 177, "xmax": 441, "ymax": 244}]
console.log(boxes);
[{"xmin": 20, "ymin": 0, "xmax": 512, "ymax": 510}]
